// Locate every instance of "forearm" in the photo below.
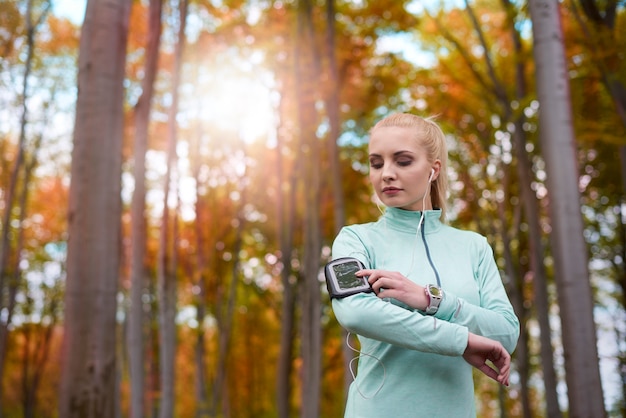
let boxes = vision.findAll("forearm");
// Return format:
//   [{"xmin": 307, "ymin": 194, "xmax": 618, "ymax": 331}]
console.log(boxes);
[
  {"xmin": 437, "ymin": 292, "xmax": 519, "ymax": 353},
  {"xmin": 332, "ymin": 293, "xmax": 469, "ymax": 356}
]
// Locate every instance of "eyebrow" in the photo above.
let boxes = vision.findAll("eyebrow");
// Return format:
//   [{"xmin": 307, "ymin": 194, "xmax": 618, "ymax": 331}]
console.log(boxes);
[{"xmin": 368, "ymin": 150, "xmax": 415, "ymax": 158}]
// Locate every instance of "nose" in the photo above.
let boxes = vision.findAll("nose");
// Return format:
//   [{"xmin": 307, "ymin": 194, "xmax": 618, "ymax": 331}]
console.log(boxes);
[{"xmin": 382, "ymin": 164, "xmax": 396, "ymax": 181}]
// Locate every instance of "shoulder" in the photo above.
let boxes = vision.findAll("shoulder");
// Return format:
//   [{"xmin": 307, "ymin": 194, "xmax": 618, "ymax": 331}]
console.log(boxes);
[
  {"xmin": 331, "ymin": 221, "xmax": 381, "ymax": 263},
  {"xmin": 333, "ymin": 222, "xmax": 373, "ymax": 248},
  {"xmin": 337, "ymin": 220, "xmax": 380, "ymax": 237}
]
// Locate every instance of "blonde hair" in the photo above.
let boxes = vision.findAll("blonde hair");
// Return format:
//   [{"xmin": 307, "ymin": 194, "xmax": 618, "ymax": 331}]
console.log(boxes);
[{"xmin": 370, "ymin": 113, "xmax": 449, "ymax": 221}]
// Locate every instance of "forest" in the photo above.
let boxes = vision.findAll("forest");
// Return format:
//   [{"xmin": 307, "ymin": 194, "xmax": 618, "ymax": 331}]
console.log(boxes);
[{"xmin": 0, "ymin": 0, "xmax": 625, "ymax": 417}]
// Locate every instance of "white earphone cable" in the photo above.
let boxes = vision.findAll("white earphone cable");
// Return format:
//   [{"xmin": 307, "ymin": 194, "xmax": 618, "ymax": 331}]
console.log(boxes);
[{"xmin": 346, "ymin": 332, "xmax": 387, "ymax": 399}]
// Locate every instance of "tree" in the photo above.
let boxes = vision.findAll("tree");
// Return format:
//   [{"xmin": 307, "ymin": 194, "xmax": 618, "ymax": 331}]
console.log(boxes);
[
  {"xmin": 128, "ymin": 1, "xmax": 163, "ymax": 417},
  {"xmin": 464, "ymin": 1, "xmax": 562, "ymax": 415},
  {"xmin": 157, "ymin": 1, "xmax": 187, "ymax": 417},
  {"xmin": 296, "ymin": 0, "xmax": 323, "ymax": 416},
  {"xmin": 323, "ymin": 0, "xmax": 352, "ymax": 398},
  {"xmin": 528, "ymin": 0, "xmax": 606, "ymax": 416},
  {"xmin": 0, "ymin": 1, "xmax": 50, "ymax": 411},
  {"xmin": 58, "ymin": 0, "xmax": 131, "ymax": 416}
]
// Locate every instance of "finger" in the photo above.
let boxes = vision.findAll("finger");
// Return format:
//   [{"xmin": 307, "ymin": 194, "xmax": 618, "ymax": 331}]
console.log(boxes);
[
  {"xmin": 497, "ymin": 368, "xmax": 510, "ymax": 386},
  {"xmin": 357, "ymin": 270, "xmax": 384, "ymax": 282},
  {"xmin": 371, "ymin": 278, "xmax": 390, "ymax": 294},
  {"xmin": 476, "ymin": 363, "xmax": 499, "ymax": 382},
  {"xmin": 367, "ymin": 272, "xmax": 390, "ymax": 287},
  {"xmin": 366, "ymin": 273, "xmax": 380, "ymax": 286},
  {"xmin": 490, "ymin": 356, "xmax": 510, "ymax": 386},
  {"xmin": 489, "ymin": 355, "xmax": 510, "ymax": 382},
  {"xmin": 492, "ymin": 349, "xmax": 511, "ymax": 372},
  {"xmin": 358, "ymin": 269, "xmax": 396, "ymax": 278},
  {"xmin": 500, "ymin": 361, "xmax": 511, "ymax": 386}
]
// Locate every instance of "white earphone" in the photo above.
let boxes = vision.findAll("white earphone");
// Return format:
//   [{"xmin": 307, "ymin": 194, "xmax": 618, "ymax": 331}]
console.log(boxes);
[{"xmin": 428, "ymin": 168, "xmax": 435, "ymax": 183}]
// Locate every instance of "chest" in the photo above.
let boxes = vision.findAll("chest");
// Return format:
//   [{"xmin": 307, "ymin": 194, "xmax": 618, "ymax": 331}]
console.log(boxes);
[{"xmin": 365, "ymin": 229, "xmax": 480, "ymax": 305}]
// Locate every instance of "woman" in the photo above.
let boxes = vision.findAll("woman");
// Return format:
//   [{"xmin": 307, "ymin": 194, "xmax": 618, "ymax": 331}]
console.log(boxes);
[{"xmin": 331, "ymin": 113, "xmax": 520, "ymax": 417}]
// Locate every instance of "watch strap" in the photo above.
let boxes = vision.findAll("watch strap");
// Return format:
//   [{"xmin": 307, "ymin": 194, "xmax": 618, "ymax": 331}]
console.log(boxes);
[{"xmin": 424, "ymin": 285, "xmax": 442, "ymax": 315}]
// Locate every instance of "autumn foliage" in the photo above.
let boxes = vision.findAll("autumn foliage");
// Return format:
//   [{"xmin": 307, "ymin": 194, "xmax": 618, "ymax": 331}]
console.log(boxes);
[{"xmin": 0, "ymin": 0, "xmax": 625, "ymax": 417}]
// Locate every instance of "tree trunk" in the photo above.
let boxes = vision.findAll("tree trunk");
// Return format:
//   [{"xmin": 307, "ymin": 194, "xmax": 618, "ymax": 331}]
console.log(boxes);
[
  {"xmin": 212, "ymin": 207, "xmax": 244, "ymax": 418},
  {"xmin": 528, "ymin": 1, "xmax": 606, "ymax": 416},
  {"xmin": 58, "ymin": 1, "xmax": 131, "ymax": 417},
  {"xmin": 147, "ymin": 278, "xmax": 160, "ymax": 418},
  {"xmin": 501, "ymin": 2, "xmax": 563, "ymax": 414},
  {"xmin": 464, "ymin": 1, "xmax": 563, "ymax": 413},
  {"xmin": 191, "ymin": 138, "xmax": 210, "ymax": 418},
  {"xmin": 571, "ymin": 7, "xmax": 626, "ymax": 402},
  {"xmin": 0, "ymin": 4, "xmax": 49, "ymax": 404},
  {"xmin": 276, "ymin": 81, "xmax": 298, "ymax": 418},
  {"xmin": 16, "ymin": 117, "xmax": 49, "ymax": 418},
  {"xmin": 21, "ymin": 311, "xmax": 55, "ymax": 418},
  {"xmin": 157, "ymin": 2, "xmax": 187, "ymax": 418},
  {"xmin": 297, "ymin": 1, "xmax": 323, "ymax": 417},
  {"xmin": 129, "ymin": 1, "xmax": 163, "ymax": 418},
  {"xmin": 324, "ymin": 0, "xmax": 352, "ymax": 398}
]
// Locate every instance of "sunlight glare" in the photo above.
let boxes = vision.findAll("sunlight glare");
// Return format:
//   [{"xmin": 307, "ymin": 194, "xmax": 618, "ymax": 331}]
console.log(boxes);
[{"xmin": 194, "ymin": 63, "xmax": 277, "ymax": 145}]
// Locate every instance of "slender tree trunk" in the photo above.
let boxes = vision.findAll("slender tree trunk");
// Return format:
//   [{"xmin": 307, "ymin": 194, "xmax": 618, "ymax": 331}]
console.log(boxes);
[
  {"xmin": 21, "ymin": 324, "xmax": 33, "ymax": 418},
  {"xmin": 276, "ymin": 82, "xmax": 298, "ymax": 418},
  {"xmin": 129, "ymin": 2, "xmax": 163, "ymax": 418},
  {"xmin": 0, "ymin": 5, "xmax": 49, "ymax": 404},
  {"xmin": 324, "ymin": 0, "xmax": 345, "ymax": 234},
  {"xmin": 464, "ymin": 2, "xmax": 564, "ymax": 413},
  {"xmin": 297, "ymin": 1, "xmax": 323, "ymax": 417},
  {"xmin": 572, "ymin": 10, "xmax": 626, "ymax": 401},
  {"xmin": 157, "ymin": 2, "xmax": 187, "ymax": 417},
  {"xmin": 495, "ymin": 158, "xmax": 531, "ymax": 418},
  {"xmin": 528, "ymin": 1, "xmax": 606, "ymax": 416},
  {"xmin": 619, "ymin": 146, "xmax": 626, "ymax": 412},
  {"xmin": 21, "ymin": 312, "xmax": 55, "ymax": 418},
  {"xmin": 503, "ymin": 3, "xmax": 563, "ymax": 414},
  {"xmin": 148, "ymin": 278, "xmax": 160, "ymax": 418},
  {"xmin": 511, "ymin": 119, "xmax": 563, "ymax": 418},
  {"xmin": 193, "ymin": 276, "xmax": 210, "ymax": 418},
  {"xmin": 59, "ymin": 1, "xmax": 131, "ymax": 417},
  {"xmin": 16, "ymin": 125, "xmax": 49, "ymax": 418},
  {"xmin": 157, "ymin": 122, "xmax": 177, "ymax": 418},
  {"xmin": 191, "ymin": 139, "xmax": 210, "ymax": 418},
  {"xmin": 324, "ymin": 0, "xmax": 352, "ymax": 397},
  {"xmin": 212, "ymin": 205, "xmax": 244, "ymax": 418}
]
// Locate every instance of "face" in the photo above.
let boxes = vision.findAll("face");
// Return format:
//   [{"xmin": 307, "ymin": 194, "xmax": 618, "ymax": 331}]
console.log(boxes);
[{"xmin": 368, "ymin": 126, "xmax": 439, "ymax": 211}]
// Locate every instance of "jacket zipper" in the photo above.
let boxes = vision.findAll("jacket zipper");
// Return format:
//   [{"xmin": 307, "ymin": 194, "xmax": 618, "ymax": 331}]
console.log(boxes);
[{"xmin": 421, "ymin": 217, "xmax": 442, "ymax": 287}]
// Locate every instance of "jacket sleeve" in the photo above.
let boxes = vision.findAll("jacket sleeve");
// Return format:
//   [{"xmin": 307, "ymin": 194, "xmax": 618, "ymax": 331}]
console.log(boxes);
[
  {"xmin": 331, "ymin": 227, "xmax": 469, "ymax": 357},
  {"xmin": 435, "ymin": 237, "xmax": 520, "ymax": 354}
]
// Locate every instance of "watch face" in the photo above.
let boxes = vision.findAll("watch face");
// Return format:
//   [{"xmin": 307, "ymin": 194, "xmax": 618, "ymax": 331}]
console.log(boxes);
[{"xmin": 430, "ymin": 286, "xmax": 442, "ymax": 297}]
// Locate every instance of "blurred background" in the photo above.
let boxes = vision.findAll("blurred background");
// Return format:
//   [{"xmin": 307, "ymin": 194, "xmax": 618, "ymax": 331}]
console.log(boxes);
[{"xmin": 0, "ymin": 0, "xmax": 625, "ymax": 417}]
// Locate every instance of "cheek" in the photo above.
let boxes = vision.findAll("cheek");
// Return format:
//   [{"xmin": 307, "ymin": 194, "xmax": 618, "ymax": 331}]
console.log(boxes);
[{"xmin": 368, "ymin": 171, "xmax": 379, "ymax": 187}]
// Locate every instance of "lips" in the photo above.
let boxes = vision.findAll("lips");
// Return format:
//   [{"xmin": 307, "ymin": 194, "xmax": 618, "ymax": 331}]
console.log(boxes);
[{"xmin": 382, "ymin": 186, "xmax": 402, "ymax": 195}]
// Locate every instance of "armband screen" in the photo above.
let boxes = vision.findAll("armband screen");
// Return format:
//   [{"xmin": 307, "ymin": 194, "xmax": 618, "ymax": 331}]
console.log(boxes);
[{"xmin": 324, "ymin": 257, "xmax": 372, "ymax": 299}]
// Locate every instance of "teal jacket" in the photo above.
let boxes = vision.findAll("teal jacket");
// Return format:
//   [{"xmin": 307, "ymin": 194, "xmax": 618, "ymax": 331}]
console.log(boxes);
[{"xmin": 331, "ymin": 207, "xmax": 520, "ymax": 418}]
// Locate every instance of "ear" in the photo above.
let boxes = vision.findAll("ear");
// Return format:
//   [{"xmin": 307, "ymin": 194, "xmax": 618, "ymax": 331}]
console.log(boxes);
[{"xmin": 430, "ymin": 161, "xmax": 442, "ymax": 181}]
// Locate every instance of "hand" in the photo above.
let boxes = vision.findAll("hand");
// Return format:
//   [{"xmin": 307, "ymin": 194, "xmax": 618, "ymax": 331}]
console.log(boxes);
[
  {"xmin": 462, "ymin": 333, "xmax": 511, "ymax": 386},
  {"xmin": 357, "ymin": 269, "xmax": 428, "ymax": 310}
]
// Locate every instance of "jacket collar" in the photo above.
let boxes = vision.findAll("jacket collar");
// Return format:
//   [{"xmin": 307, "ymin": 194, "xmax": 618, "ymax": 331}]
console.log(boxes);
[{"xmin": 381, "ymin": 206, "xmax": 443, "ymax": 234}]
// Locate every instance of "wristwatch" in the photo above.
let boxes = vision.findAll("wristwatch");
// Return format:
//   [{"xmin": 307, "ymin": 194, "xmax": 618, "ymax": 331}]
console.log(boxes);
[{"xmin": 424, "ymin": 284, "xmax": 443, "ymax": 315}]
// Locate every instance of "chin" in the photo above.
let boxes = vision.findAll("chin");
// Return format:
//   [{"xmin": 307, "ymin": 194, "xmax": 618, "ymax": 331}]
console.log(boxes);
[{"xmin": 381, "ymin": 201, "xmax": 405, "ymax": 209}]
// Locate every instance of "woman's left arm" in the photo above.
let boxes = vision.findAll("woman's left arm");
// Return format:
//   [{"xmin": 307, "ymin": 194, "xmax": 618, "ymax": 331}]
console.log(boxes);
[{"xmin": 435, "ymin": 239, "xmax": 520, "ymax": 354}]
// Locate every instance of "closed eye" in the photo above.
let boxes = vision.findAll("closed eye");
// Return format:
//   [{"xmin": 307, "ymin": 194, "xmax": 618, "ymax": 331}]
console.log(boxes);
[{"xmin": 369, "ymin": 157, "xmax": 383, "ymax": 169}]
